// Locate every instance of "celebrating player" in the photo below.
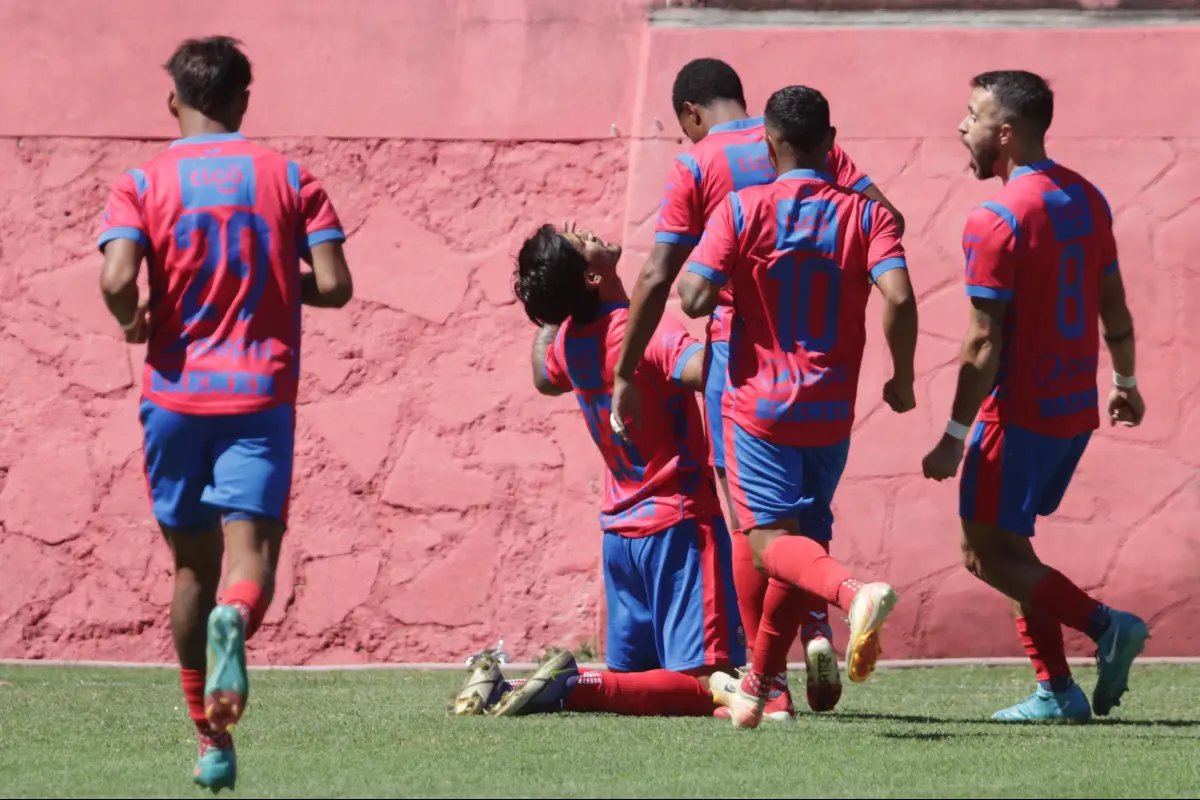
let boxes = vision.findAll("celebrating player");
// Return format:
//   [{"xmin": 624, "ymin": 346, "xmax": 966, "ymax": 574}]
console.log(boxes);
[
  {"xmin": 677, "ymin": 85, "xmax": 918, "ymax": 729},
  {"xmin": 97, "ymin": 37, "xmax": 353, "ymax": 789},
  {"xmin": 612, "ymin": 58, "xmax": 904, "ymax": 718},
  {"xmin": 456, "ymin": 220, "xmax": 741, "ymax": 719},
  {"xmin": 922, "ymin": 70, "xmax": 1149, "ymax": 723}
]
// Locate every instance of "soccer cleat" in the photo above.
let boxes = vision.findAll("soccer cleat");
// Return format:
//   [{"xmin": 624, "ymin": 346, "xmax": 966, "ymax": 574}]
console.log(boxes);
[
  {"xmin": 204, "ymin": 605, "xmax": 249, "ymax": 734},
  {"xmin": 1092, "ymin": 609, "xmax": 1150, "ymax": 716},
  {"xmin": 845, "ymin": 582, "xmax": 899, "ymax": 683},
  {"xmin": 193, "ymin": 731, "xmax": 236, "ymax": 792},
  {"xmin": 728, "ymin": 674, "xmax": 770, "ymax": 729},
  {"xmin": 992, "ymin": 684, "xmax": 1091, "ymax": 723},
  {"xmin": 452, "ymin": 643, "xmax": 510, "ymax": 716},
  {"xmin": 488, "ymin": 649, "xmax": 579, "ymax": 717},
  {"xmin": 804, "ymin": 636, "xmax": 842, "ymax": 712},
  {"xmin": 712, "ymin": 670, "xmax": 794, "ymax": 722}
]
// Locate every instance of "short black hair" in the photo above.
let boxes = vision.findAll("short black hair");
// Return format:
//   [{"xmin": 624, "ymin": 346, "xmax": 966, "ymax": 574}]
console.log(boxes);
[
  {"xmin": 513, "ymin": 225, "xmax": 600, "ymax": 326},
  {"xmin": 764, "ymin": 85, "xmax": 830, "ymax": 153},
  {"xmin": 164, "ymin": 36, "xmax": 253, "ymax": 117},
  {"xmin": 971, "ymin": 70, "xmax": 1054, "ymax": 135},
  {"xmin": 672, "ymin": 58, "xmax": 746, "ymax": 116}
]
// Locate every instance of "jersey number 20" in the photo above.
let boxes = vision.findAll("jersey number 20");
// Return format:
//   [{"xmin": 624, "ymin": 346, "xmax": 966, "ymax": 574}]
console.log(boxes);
[{"xmin": 173, "ymin": 210, "xmax": 271, "ymax": 342}]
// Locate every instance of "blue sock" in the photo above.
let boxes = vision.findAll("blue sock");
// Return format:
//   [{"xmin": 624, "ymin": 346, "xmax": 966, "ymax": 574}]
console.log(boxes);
[
  {"xmin": 1038, "ymin": 675, "xmax": 1075, "ymax": 694},
  {"xmin": 1087, "ymin": 604, "xmax": 1113, "ymax": 642}
]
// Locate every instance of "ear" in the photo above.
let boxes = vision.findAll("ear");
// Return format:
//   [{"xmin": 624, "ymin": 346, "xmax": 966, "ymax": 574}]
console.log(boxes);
[
  {"xmin": 683, "ymin": 101, "xmax": 702, "ymax": 126},
  {"xmin": 826, "ymin": 126, "xmax": 837, "ymax": 152},
  {"xmin": 998, "ymin": 122, "xmax": 1014, "ymax": 147},
  {"xmin": 167, "ymin": 91, "xmax": 179, "ymax": 119},
  {"xmin": 583, "ymin": 268, "xmax": 603, "ymax": 289},
  {"xmin": 765, "ymin": 130, "xmax": 780, "ymax": 172}
]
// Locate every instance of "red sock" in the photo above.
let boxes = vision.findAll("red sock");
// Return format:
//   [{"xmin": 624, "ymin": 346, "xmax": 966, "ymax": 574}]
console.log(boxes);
[
  {"xmin": 797, "ymin": 541, "xmax": 833, "ymax": 643},
  {"xmin": 1029, "ymin": 570, "xmax": 1103, "ymax": 637},
  {"xmin": 732, "ymin": 529, "xmax": 767, "ymax": 647},
  {"xmin": 221, "ymin": 580, "xmax": 268, "ymax": 639},
  {"xmin": 180, "ymin": 668, "xmax": 210, "ymax": 734},
  {"xmin": 1016, "ymin": 615, "xmax": 1071, "ymax": 688},
  {"xmin": 563, "ymin": 670, "xmax": 714, "ymax": 716},
  {"xmin": 761, "ymin": 535, "xmax": 863, "ymax": 611},
  {"xmin": 751, "ymin": 579, "xmax": 804, "ymax": 679}
]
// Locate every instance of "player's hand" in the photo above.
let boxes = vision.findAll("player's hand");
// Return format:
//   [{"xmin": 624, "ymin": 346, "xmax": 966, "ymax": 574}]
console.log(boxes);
[
  {"xmin": 1107, "ymin": 385, "xmax": 1145, "ymax": 427},
  {"xmin": 883, "ymin": 375, "xmax": 916, "ymax": 414},
  {"xmin": 922, "ymin": 435, "xmax": 965, "ymax": 481},
  {"xmin": 119, "ymin": 298, "xmax": 150, "ymax": 344},
  {"xmin": 610, "ymin": 376, "xmax": 641, "ymax": 443}
]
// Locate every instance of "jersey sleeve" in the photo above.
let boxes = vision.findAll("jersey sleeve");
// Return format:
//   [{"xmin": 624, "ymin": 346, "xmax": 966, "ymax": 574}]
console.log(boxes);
[
  {"xmin": 643, "ymin": 314, "xmax": 703, "ymax": 385},
  {"xmin": 962, "ymin": 204, "xmax": 1017, "ymax": 300},
  {"xmin": 294, "ymin": 162, "xmax": 346, "ymax": 251},
  {"xmin": 685, "ymin": 192, "xmax": 742, "ymax": 288},
  {"xmin": 865, "ymin": 201, "xmax": 907, "ymax": 283},
  {"xmin": 654, "ymin": 155, "xmax": 704, "ymax": 247},
  {"xmin": 541, "ymin": 326, "xmax": 572, "ymax": 392},
  {"xmin": 828, "ymin": 143, "xmax": 873, "ymax": 194},
  {"xmin": 96, "ymin": 171, "xmax": 148, "ymax": 252}
]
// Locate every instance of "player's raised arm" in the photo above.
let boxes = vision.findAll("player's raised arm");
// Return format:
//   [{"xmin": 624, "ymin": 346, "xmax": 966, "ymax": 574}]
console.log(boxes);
[
  {"xmin": 828, "ymin": 142, "xmax": 907, "ymax": 236},
  {"xmin": 1098, "ymin": 264, "xmax": 1144, "ymax": 427},
  {"xmin": 866, "ymin": 202, "xmax": 917, "ymax": 413},
  {"xmin": 98, "ymin": 173, "xmax": 150, "ymax": 343},
  {"xmin": 678, "ymin": 194, "xmax": 740, "ymax": 320}
]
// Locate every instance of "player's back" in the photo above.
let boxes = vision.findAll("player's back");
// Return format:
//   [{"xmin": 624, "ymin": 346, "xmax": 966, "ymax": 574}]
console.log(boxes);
[
  {"xmin": 721, "ymin": 169, "xmax": 907, "ymax": 447},
  {"xmin": 543, "ymin": 305, "xmax": 722, "ymax": 535},
  {"xmin": 965, "ymin": 161, "xmax": 1115, "ymax": 437},
  {"xmin": 100, "ymin": 132, "xmax": 342, "ymax": 416}
]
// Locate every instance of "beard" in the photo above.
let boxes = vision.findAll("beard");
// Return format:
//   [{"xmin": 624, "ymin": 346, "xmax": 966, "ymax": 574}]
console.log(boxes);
[{"xmin": 970, "ymin": 141, "xmax": 1002, "ymax": 180}]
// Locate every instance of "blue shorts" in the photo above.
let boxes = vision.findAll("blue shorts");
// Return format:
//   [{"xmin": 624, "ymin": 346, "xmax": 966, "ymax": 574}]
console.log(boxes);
[
  {"xmin": 603, "ymin": 516, "xmax": 745, "ymax": 672},
  {"xmin": 703, "ymin": 340, "xmax": 730, "ymax": 470},
  {"xmin": 960, "ymin": 421, "xmax": 1091, "ymax": 537},
  {"xmin": 724, "ymin": 422, "xmax": 850, "ymax": 539},
  {"xmin": 140, "ymin": 398, "xmax": 295, "ymax": 530}
]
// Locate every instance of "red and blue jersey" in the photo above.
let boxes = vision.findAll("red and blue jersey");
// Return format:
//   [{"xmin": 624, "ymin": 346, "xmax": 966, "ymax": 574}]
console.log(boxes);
[
  {"xmin": 962, "ymin": 160, "xmax": 1117, "ymax": 438},
  {"xmin": 97, "ymin": 132, "xmax": 345, "ymax": 416},
  {"xmin": 542, "ymin": 304, "xmax": 723, "ymax": 537},
  {"xmin": 687, "ymin": 169, "xmax": 906, "ymax": 447},
  {"xmin": 655, "ymin": 116, "xmax": 872, "ymax": 343}
]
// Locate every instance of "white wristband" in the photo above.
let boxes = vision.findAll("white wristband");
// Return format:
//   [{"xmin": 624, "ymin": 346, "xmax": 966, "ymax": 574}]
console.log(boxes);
[
  {"xmin": 1113, "ymin": 371, "xmax": 1136, "ymax": 389},
  {"xmin": 945, "ymin": 419, "xmax": 970, "ymax": 441}
]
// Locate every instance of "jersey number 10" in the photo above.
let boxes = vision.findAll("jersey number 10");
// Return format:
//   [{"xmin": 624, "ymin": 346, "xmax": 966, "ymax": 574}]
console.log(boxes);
[{"xmin": 768, "ymin": 254, "xmax": 843, "ymax": 353}]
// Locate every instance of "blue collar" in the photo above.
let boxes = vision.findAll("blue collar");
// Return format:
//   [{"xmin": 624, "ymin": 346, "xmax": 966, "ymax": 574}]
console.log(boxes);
[
  {"xmin": 169, "ymin": 132, "xmax": 246, "ymax": 148},
  {"xmin": 709, "ymin": 116, "xmax": 764, "ymax": 135},
  {"xmin": 1010, "ymin": 159, "xmax": 1056, "ymax": 180},
  {"xmin": 599, "ymin": 301, "xmax": 630, "ymax": 315},
  {"xmin": 777, "ymin": 168, "xmax": 834, "ymax": 183}
]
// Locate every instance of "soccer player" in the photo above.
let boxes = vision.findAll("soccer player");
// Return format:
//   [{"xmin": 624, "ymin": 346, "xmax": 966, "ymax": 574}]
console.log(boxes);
[
  {"xmin": 97, "ymin": 37, "xmax": 352, "ymax": 789},
  {"xmin": 677, "ymin": 85, "xmax": 918, "ymax": 730},
  {"xmin": 458, "ymin": 220, "xmax": 741, "ymax": 718},
  {"xmin": 922, "ymin": 70, "xmax": 1149, "ymax": 723},
  {"xmin": 612, "ymin": 58, "xmax": 905, "ymax": 717}
]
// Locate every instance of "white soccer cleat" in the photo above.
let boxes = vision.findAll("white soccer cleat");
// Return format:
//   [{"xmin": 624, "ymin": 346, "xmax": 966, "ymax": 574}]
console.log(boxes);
[{"xmin": 845, "ymin": 582, "xmax": 898, "ymax": 684}]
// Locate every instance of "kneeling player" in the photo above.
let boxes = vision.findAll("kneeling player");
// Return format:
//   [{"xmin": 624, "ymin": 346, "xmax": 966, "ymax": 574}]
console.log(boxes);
[{"xmin": 454, "ymin": 221, "xmax": 743, "ymax": 718}]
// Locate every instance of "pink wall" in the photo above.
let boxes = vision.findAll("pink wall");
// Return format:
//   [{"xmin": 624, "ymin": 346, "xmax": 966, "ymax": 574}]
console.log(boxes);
[{"xmin": 1, "ymin": 2, "xmax": 1197, "ymax": 665}]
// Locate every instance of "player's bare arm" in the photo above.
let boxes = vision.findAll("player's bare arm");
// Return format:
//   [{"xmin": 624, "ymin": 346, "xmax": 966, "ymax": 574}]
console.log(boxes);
[
  {"xmin": 99, "ymin": 238, "xmax": 149, "ymax": 343},
  {"xmin": 862, "ymin": 184, "xmax": 906, "ymax": 238},
  {"xmin": 923, "ymin": 296, "xmax": 1005, "ymax": 480},
  {"xmin": 677, "ymin": 271, "xmax": 721, "ymax": 320},
  {"xmin": 874, "ymin": 267, "xmax": 918, "ymax": 413},
  {"xmin": 531, "ymin": 324, "xmax": 568, "ymax": 397},
  {"xmin": 1099, "ymin": 269, "xmax": 1144, "ymax": 426},
  {"xmin": 611, "ymin": 242, "xmax": 693, "ymax": 438},
  {"xmin": 301, "ymin": 240, "xmax": 353, "ymax": 308}
]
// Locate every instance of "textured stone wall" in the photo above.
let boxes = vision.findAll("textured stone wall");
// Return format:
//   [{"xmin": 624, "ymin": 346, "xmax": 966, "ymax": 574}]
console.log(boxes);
[{"xmin": 1, "ymin": 4, "xmax": 1197, "ymax": 665}]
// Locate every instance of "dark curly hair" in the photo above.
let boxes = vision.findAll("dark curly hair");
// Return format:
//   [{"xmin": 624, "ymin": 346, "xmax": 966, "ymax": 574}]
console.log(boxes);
[
  {"xmin": 164, "ymin": 36, "xmax": 252, "ymax": 118},
  {"xmin": 512, "ymin": 225, "xmax": 600, "ymax": 326}
]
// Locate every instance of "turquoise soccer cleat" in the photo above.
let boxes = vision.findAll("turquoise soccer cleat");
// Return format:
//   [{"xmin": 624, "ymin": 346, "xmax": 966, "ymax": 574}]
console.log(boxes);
[
  {"xmin": 204, "ymin": 605, "xmax": 249, "ymax": 734},
  {"xmin": 1093, "ymin": 609, "xmax": 1150, "ymax": 716},
  {"xmin": 193, "ymin": 732, "xmax": 236, "ymax": 792},
  {"xmin": 992, "ymin": 683, "xmax": 1091, "ymax": 723}
]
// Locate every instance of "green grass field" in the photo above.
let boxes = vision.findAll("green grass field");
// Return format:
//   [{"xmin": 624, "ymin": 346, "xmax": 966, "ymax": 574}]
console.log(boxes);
[{"xmin": 2, "ymin": 663, "xmax": 1199, "ymax": 798}]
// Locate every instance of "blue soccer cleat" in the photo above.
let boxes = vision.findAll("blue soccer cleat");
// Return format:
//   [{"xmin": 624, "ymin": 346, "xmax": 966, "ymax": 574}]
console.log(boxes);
[
  {"xmin": 992, "ymin": 683, "xmax": 1091, "ymax": 723},
  {"xmin": 1093, "ymin": 609, "xmax": 1150, "ymax": 716},
  {"xmin": 488, "ymin": 649, "xmax": 579, "ymax": 716},
  {"xmin": 204, "ymin": 605, "xmax": 249, "ymax": 734},
  {"xmin": 193, "ymin": 731, "xmax": 236, "ymax": 792}
]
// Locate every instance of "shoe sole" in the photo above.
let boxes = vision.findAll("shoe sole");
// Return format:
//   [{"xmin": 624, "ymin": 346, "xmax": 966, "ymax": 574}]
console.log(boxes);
[
  {"xmin": 489, "ymin": 650, "xmax": 576, "ymax": 717},
  {"xmin": 1093, "ymin": 620, "xmax": 1150, "ymax": 716},
  {"xmin": 805, "ymin": 638, "xmax": 842, "ymax": 712},
  {"xmin": 204, "ymin": 606, "xmax": 248, "ymax": 734},
  {"xmin": 847, "ymin": 585, "xmax": 898, "ymax": 683},
  {"xmin": 453, "ymin": 657, "xmax": 504, "ymax": 716}
]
